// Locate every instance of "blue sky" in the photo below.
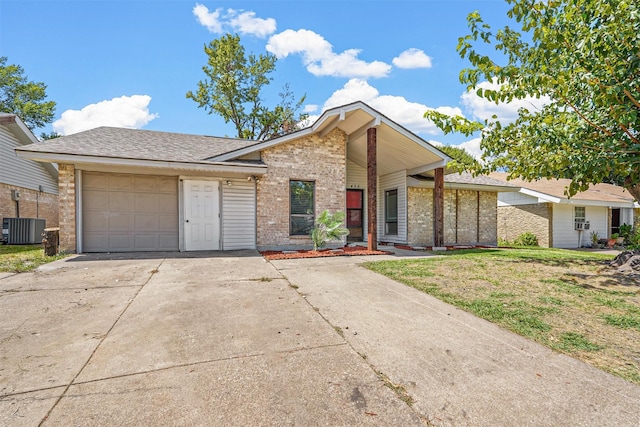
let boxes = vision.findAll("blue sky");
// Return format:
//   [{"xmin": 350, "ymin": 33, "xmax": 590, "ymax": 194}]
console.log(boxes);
[{"xmin": 1, "ymin": 0, "xmax": 540, "ymax": 157}]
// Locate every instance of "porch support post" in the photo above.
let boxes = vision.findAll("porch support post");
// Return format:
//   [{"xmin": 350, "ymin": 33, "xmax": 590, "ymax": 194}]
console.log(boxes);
[
  {"xmin": 433, "ymin": 167, "xmax": 444, "ymax": 247},
  {"xmin": 367, "ymin": 127, "xmax": 377, "ymax": 251}
]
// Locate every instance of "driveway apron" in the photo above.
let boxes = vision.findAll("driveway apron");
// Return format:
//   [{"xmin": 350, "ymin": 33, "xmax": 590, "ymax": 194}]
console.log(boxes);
[
  {"xmin": 0, "ymin": 251, "xmax": 420, "ymax": 426},
  {"xmin": 270, "ymin": 254, "xmax": 640, "ymax": 427}
]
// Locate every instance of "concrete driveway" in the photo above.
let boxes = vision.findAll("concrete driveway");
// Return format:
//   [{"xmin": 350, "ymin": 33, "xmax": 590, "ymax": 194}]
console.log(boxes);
[{"xmin": 1, "ymin": 249, "xmax": 639, "ymax": 426}]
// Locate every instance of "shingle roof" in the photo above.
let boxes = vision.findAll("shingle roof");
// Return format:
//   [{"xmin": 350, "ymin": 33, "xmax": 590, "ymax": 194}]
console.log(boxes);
[
  {"xmin": 488, "ymin": 172, "xmax": 635, "ymax": 203},
  {"xmin": 17, "ymin": 126, "xmax": 261, "ymax": 164},
  {"xmin": 444, "ymin": 172, "xmax": 519, "ymax": 188}
]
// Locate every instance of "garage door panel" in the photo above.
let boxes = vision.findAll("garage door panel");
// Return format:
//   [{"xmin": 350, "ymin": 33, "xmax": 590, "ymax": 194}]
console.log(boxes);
[
  {"xmin": 134, "ymin": 213, "xmax": 158, "ymax": 230},
  {"xmin": 82, "ymin": 172, "xmax": 178, "ymax": 252},
  {"xmin": 108, "ymin": 213, "xmax": 134, "ymax": 231},
  {"xmin": 110, "ymin": 192, "xmax": 134, "ymax": 212},
  {"xmin": 134, "ymin": 175, "xmax": 158, "ymax": 191},
  {"xmin": 158, "ymin": 214, "xmax": 179, "ymax": 230},
  {"xmin": 134, "ymin": 234, "xmax": 158, "ymax": 250},
  {"xmin": 83, "ymin": 173, "xmax": 108, "ymax": 189},
  {"xmin": 134, "ymin": 193, "xmax": 159, "ymax": 211},
  {"xmin": 158, "ymin": 194, "xmax": 178, "ymax": 212},
  {"xmin": 108, "ymin": 175, "xmax": 134, "ymax": 190},
  {"xmin": 108, "ymin": 234, "xmax": 135, "ymax": 251},
  {"xmin": 84, "ymin": 212, "xmax": 109, "ymax": 230},
  {"xmin": 83, "ymin": 191, "xmax": 110, "ymax": 211},
  {"xmin": 158, "ymin": 234, "xmax": 179, "ymax": 250}
]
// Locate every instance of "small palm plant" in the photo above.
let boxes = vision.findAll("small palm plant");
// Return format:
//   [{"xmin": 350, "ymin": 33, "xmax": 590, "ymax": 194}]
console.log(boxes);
[{"xmin": 310, "ymin": 210, "xmax": 349, "ymax": 251}]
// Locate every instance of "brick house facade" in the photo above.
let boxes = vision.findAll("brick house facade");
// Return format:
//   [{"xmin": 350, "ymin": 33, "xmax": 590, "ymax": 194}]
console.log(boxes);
[
  {"xmin": 257, "ymin": 129, "xmax": 347, "ymax": 250},
  {"xmin": 18, "ymin": 102, "xmax": 513, "ymax": 253}
]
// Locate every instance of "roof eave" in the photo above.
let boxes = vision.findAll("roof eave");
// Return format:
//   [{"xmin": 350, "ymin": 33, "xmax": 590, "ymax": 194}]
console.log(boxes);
[{"xmin": 14, "ymin": 150, "xmax": 267, "ymax": 175}]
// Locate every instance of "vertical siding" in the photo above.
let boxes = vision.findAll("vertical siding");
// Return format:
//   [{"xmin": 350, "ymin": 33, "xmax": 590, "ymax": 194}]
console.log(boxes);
[
  {"xmin": 378, "ymin": 170, "xmax": 407, "ymax": 243},
  {"xmin": 222, "ymin": 179, "xmax": 256, "ymax": 250},
  {"xmin": 552, "ymin": 204, "xmax": 608, "ymax": 248},
  {"xmin": 346, "ymin": 160, "xmax": 367, "ymax": 238},
  {"xmin": 0, "ymin": 126, "xmax": 57, "ymax": 193}
]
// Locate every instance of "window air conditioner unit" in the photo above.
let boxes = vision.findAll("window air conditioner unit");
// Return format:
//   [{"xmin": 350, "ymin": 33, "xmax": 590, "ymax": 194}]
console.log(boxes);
[{"xmin": 574, "ymin": 220, "xmax": 590, "ymax": 230}]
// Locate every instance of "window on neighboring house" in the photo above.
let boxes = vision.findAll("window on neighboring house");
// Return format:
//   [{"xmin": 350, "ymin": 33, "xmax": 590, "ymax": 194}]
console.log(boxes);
[
  {"xmin": 385, "ymin": 189, "xmax": 398, "ymax": 235},
  {"xmin": 290, "ymin": 180, "xmax": 315, "ymax": 235},
  {"xmin": 574, "ymin": 206, "xmax": 586, "ymax": 222}
]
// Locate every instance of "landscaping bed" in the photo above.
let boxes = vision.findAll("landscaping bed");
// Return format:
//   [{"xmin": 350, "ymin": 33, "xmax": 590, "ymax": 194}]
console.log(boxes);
[{"xmin": 261, "ymin": 245, "xmax": 392, "ymax": 260}]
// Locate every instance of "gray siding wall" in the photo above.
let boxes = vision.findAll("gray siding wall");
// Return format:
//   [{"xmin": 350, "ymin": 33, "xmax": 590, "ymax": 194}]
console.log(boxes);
[
  {"xmin": 222, "ymin": 179, "xmax": 256, "ymax": 250},
  {"xmin": 378, "ymin": 170, "xmax": 407, "ymax": 243},
  {"xmin": 0, "ymin": 126, "xmax": 57, "ymax": 193}
]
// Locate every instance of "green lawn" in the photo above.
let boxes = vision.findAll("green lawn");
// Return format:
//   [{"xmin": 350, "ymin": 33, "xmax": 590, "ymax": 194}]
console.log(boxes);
[
  {"xmin": 364, "ymin": 248, "xmax": 640, "ymax": 385},
  {"xmin": 0, "ymin": 245, "xmax": 69, "ymax": 273}
]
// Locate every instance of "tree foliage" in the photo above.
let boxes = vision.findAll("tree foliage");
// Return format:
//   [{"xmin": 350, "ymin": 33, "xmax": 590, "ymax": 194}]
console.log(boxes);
[
  {"xmin": 424, "ymin": 0, "xmax": 640, "ymax": 200},
  {"xmin": 186, "ymin": 34, "xmax": 307, "ymax": 141},
  {"xmin": 0, "ymin": 57, "xmax": 56, "ymax": 131},
  {"xmin": 437, "ymin": 144, "xmax": 480, "ymax": 172}
]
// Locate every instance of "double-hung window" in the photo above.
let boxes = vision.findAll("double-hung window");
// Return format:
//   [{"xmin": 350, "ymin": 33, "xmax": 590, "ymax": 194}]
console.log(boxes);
[
  {"xmin": 385, "ymin": 189, "xmax": 398, "ymax": 235},
  {"xmin": 290, "ymin": 180, "xmax": 315, "ymax": 235}
]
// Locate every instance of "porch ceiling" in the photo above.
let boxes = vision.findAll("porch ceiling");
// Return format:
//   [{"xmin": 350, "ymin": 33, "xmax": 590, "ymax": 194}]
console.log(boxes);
[{"xmin": 314, "ymin": 106, "xmax": 447, "ymax": 177}]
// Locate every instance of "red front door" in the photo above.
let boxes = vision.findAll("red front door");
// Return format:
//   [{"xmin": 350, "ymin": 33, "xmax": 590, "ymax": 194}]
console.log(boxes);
[{"xmin": 346, "ymin": 189, "xmax": 363, "ymax": 242}]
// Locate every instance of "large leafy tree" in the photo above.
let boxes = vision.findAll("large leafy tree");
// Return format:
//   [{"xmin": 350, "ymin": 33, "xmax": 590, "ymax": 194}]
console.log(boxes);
[
  {"xmin": 0, "ymin": 57, "xmax": 56, "ymax": 131},
  {"xmin": 187, "ymin": 34, "xmax": 307, "ymax": 141},
  {"xmin": 437, "ymin": 144, "xmax": 480, "ymax": 171},
  {"xmin": 425, "ymin": 0, "xmax": 640, "ymax": 199}
]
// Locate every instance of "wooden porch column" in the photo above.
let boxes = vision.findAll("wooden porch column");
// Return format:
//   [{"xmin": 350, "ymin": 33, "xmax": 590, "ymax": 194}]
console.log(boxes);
[
  {"xmin": 433, "ymin": 167, "xmax": 444, "ymax": 247},
  {"xmin": 367, "ymin": 128, "xmax": 377, "ymax": 251}
]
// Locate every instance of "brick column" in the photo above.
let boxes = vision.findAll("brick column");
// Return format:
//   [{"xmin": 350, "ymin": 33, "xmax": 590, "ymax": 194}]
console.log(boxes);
[
  {"xmin": 433, "ymin": 167, "xmax": 444, "ymax": 247},
  {"xmin": 58, "ymin": 164, "xmax": 77, "ymax": 253},
  {"xmin": 367, "ymin": 128, "xmax": 377, "ymax": 251}
]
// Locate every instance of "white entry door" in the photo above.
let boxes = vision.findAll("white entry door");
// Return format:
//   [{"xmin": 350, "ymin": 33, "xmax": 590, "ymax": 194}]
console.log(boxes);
[{"xmin": 184, "ymin": 180, "xmax": 220, "ymax": 251}]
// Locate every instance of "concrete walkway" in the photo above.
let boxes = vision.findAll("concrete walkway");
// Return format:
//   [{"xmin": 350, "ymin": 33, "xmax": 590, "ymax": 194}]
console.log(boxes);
[
  {"xmin": 1, "ymin": 249, "xmax": 638, "ymax": 426},
  {"xmin": 269, "ymin": 250, "xmax": 640, "ymax": 426}
]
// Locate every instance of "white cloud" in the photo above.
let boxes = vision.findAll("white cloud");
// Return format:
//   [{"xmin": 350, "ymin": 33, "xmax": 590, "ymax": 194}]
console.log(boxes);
[
  {"xmin": 392, "ymin": 48, "xmax": 432, "ymax": 69},
  {"xmin": 228, "ymin": 9, "xmax": 276, "ymax": 38},
  {"xmin": 192, "ymin": 4, "xmax": 276, "ymax": 38},
  {"xmin": 457, "ymin": 137, "xmax": 483, "ymax": 160},
  {"xmin": 193, "ymin": 4, "xmax": 223, "ymax": 34},
  {"xmin": 461, "ymin": 80, "xmax": 551, "ymax": 123},
  {"xmin": 53, "ymin": 95, "xmax": 158, "ymax": 135},
  {"xmin": 322, "ymin": 79, "xmax": 463, "ymax": 135},
  {"xmin": 303, "ymin": 104, "xmax": 319, "ymax": 113},
  {"xmin": 266, "ymin": 29, "xmax": 391, "ymax": 78}
]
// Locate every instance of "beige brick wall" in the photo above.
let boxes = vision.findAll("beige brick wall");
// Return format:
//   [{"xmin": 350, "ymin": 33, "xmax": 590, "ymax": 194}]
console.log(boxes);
[
  {"xmin": 407, "ymin": 187, "xmax": 433, "ymax": 245},
  {"xmin": 0, "ymin": 183, "xmax": 58, "ymax": 228},
  {"xmin": 478, "ymin": 192, "xmax": 498, "ymax": 244},
  {"xmin": 58, "ymin": 164, "xmax": 76, "ymax": 253},
  {"xmin": 256, "ymin": 128, "xmax": 346, "ymax": 249},
  {"xmin": 407, "ymin": 187, "xmax": 498, "ymax": 246},
  {"xmin": 497, "ymin": 203, "xmax": 551, "ymax": 247}
]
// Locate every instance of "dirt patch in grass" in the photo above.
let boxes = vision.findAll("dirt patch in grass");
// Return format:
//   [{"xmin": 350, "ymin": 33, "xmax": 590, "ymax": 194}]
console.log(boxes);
[
  {"xmin": 364, "ymin": 248, "xmax": 640, "ymax": 385},
  {"xmin": 261, "ymin": 245, "xmax": 392, "ymax": 260}
]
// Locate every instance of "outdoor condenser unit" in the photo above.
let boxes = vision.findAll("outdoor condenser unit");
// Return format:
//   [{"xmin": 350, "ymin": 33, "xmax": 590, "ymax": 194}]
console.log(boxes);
[{"xmin": 1, "ymin": 218, "xmax": 46, "ymax": 245}]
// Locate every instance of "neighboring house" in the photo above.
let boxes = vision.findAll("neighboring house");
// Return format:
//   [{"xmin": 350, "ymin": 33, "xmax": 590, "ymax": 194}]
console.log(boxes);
[
  {"xmin": 16, "ymin": 102, "xmax": 512, "ymax": 253},
  {"xmin": 0, "ymin": 114, "xmax": 58, "ymax": 229},
  {"xmin": 489, "ymin": 172, "xmax": 638, "ymax": 248}
]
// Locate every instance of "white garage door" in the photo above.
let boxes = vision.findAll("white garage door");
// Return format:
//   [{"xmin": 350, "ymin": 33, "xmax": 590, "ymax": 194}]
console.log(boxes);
[{"xmin": 82, "ymin": 172, "xmax": 179, "ymax": 252}]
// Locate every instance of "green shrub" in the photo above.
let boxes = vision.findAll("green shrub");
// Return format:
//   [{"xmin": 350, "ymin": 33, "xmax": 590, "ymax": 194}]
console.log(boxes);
[
  {"xmin": 513, "ymin": 232, "xmax": 539, "ymax": 246},
  {"xmin": 310, "ymin": 210, "xmax": 349, "ymax": 251}
]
